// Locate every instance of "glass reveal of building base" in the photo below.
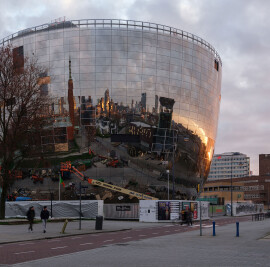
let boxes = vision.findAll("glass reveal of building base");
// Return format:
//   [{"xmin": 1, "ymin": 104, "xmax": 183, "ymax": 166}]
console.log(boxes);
[{"xmin": 2, "ymin": 19, "xmax": 222, "ymax": 199}]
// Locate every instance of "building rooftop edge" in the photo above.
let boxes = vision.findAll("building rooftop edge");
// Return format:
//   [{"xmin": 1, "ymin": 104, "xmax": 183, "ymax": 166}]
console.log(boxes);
[
  {"xmin": 214, "ymin": 152, "xmax": 248, "ymax": 157},
  {"xmin": 0, "ymin": 18, "xmax": 222, "ymax": 66}
]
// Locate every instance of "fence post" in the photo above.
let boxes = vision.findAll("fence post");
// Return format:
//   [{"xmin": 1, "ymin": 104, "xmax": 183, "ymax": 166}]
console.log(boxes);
[
  {"xmin": 236, "ymin": 222, "xmax": 239, "ymax": 237},
  {"xmin": 213, "ymin": 221, "xmax": 216, "ymax": 236}
]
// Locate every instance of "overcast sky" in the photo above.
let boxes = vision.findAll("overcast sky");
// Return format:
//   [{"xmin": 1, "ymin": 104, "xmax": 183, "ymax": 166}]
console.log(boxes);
[{"xmin": 0, "ymin": 0, "xmax": 269, "ymax": 174}]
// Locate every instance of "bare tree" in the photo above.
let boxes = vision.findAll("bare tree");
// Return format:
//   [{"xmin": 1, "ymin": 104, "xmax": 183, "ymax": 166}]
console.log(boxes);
[{"xmin": 0, "ymin": 45, "xmax": 50, "ymax": 218}]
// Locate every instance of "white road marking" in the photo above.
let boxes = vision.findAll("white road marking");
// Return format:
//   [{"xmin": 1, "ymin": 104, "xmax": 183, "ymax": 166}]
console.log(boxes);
[
  {"xmin": 122, "ymin": 237, "xmax": 132, "ymax": 239},
  {"xmin": 71, "ymin": 237, "xmax": 82, "ymax": 240},
  {"xmin": 192, "ymin": 224, "xmax": 211, "ymax": 227},
  {"xmin": 139, "ymin": 235, "xmax": 146, "ymax": 237},
  {"xmin": 152, "ymin": 233, "xmax": 159, "ymax": 235},
  {"xmin": 80, "ymin": 243, "xmax": 93, "ymax": 246},
  {"xmin": 14, "ymin": 251, "xmax": 35, "ymax": 255},
  {"xmin": 165, "ymin": 231, "xmax": 170, "ymax": 233},
  {"xmin": 51, "ymin": 246, "xmax": 67, "ymax": 250},
  {"xmin": 19, "ymin": 242, "xmax": 35, "ymax": 246},
  {"xmin": 103, "ymin": 240, "xmax": 114, "ymax": 242}
]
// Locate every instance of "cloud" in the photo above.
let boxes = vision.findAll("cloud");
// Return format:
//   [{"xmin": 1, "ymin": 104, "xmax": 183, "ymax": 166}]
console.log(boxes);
[
  {"xmin": 0, "ymin": 0, "xmax": 269, "ymax": 174},
  {"xmin": 177, "ymin": 0, "xmax": 202, "ymax": 24}
]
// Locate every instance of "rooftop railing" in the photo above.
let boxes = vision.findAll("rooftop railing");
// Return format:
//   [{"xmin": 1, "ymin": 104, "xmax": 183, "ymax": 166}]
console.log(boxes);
[{"xmin": 0, "ymin": 19, "xmax": 222, "ymax": 65}]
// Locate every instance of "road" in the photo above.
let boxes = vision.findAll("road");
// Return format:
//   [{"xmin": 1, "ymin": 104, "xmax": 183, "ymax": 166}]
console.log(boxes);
[{"xmin": 0, "ymin": 216, "xmax": 250, "ymax": 265}]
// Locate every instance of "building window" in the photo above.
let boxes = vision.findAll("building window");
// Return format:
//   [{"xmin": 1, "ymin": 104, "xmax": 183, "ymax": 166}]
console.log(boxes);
[{"xmin": 13, "ymin": 46, "xmax": 24, "ymax": 70}]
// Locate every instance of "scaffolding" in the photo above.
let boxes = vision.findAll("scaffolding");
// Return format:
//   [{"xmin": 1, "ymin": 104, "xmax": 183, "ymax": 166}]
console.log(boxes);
[{"xmin": 41, "ymin": 116, "xmax": 71, "ymax": 153}]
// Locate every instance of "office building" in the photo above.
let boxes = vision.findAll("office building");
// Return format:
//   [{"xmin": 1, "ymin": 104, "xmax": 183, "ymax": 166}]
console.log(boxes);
[{"xmin": 208, "ymin": 152, "xmax": 250, "ymax": 181}]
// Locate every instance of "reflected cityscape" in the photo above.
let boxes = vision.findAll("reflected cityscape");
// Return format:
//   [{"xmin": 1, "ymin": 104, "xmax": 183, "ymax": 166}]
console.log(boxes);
[{"xmin": 5, "ymin": 19, "xmax": 222, "ymax": 199}]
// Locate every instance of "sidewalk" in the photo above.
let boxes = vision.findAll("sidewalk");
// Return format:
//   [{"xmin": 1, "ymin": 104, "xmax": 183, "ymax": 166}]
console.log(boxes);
[
  {"xmin": 1, "ymin": 216, "xmax": 269, "ymax": 245},
  {"xmin": 0, "ymin": 219, "xmax": 160, "ymax": 244},
  {"xmin": 10, "ymin": 218, "xmax": 270, "ymax": 267}
]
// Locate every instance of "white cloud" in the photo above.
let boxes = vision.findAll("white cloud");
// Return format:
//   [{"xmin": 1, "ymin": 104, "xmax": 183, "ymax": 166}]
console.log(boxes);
[{"xmin": 177, "ymin": 0, "xmax": 201, "ymax": 24}]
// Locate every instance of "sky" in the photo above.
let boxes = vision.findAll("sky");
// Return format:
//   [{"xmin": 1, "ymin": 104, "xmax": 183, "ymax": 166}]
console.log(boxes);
[{"xmin": 0, "ymin": 0, "xmax": 269, "ymax": 174}]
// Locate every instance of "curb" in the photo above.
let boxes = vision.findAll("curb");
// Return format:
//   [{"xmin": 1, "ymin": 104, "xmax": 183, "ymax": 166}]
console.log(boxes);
[{"xmin": 0, "ymin": 228, "xmax": 132, "ymax": 245}]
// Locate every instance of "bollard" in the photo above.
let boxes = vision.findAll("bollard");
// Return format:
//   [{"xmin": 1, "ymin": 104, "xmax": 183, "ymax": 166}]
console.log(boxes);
[
  {"xmin": 236, "ymin": 222, "xmax": 239, "ymax": 237},
  {"xmin": 61, "ymin": 219, "xmax": 68, "ymax": 234},
  {"xmin": 213, "ymin": 221, "xmax": 216, "ymax": 236}
]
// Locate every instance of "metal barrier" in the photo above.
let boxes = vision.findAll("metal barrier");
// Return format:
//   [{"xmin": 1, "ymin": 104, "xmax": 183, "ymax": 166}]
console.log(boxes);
[
  {"xmin": 236, "ymin": 222, "xmax": 239, "ymax": 237},
  {"xmin": 252, "ymin": 213, "xmax": 265, "ymax": 221},
  {"xmin": 104, "ymin": 203, "xmax": 139, "ymax": 220},
  {"xmin": 212, "ymin": 221, "xmax": 216, "ymax": 236}
]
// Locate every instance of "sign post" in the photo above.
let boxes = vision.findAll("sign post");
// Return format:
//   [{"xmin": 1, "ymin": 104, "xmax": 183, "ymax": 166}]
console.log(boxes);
[
  {"xmin": 79, "ymin": 182, "xmax": 82, "ymax": 230},
  {"xmin": 200, "ymin": 200, "xmax": 202, "ymax": 236}
]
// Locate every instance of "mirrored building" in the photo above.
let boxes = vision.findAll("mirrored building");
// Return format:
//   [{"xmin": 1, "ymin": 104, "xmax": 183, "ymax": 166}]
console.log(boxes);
[{"xmin": 1, "ymin": 19, "xmax": 222, "ymax": 199}]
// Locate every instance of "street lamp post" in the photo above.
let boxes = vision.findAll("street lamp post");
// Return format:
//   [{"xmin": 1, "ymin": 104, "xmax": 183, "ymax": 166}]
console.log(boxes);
[
  {"xmin": 231, "ymin": 159, "xmax": 233, "ymax": 216},
  {"xmin": 267, "ymin": 184, "xmax": 269, "ymax": 211},
  {"xmin": 166, "ymin": 169, "xmax": 170, "ymax": 200},
  {"xmin": 50, "ymin": 192, "xmax": 54, "ymax": 218},
  {"xmin": 172, "ymin": 129, "xmax": 175, "ymax": 200},
  {"xmin": 79, "ymin": 182, "xmax": 82, "ymax": 230}
]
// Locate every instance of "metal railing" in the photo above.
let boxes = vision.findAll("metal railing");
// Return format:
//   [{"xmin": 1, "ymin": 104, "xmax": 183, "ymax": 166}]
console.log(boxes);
[{"xmin": 0, "ymin": 19, "xmax": 222, "ymax": 66}]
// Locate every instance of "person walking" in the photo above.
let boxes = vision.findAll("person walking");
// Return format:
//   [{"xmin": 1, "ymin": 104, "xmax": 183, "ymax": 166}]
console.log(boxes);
[
  {"xmin": 40, "ymin": 206, "xmax": 50, "ymax": 233},
  {"xmin": 26, "ymin": 206, "xmax": 35, "ymax": 232},
  {"xmin": 187, "ymin": 209, "xmax": 193, "ymax": 226}
]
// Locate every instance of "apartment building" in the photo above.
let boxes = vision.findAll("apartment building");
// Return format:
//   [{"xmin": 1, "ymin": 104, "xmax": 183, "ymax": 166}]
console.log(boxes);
[{"xmin": 208, "ymin": 152, "xmax": 250, "ymax": 181}]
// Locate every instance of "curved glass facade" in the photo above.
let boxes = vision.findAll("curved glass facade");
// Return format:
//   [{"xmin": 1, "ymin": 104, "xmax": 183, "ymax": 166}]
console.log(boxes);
[{"xmin": 2, "ymin": 20, "xmax": 222, "ymax": 199}]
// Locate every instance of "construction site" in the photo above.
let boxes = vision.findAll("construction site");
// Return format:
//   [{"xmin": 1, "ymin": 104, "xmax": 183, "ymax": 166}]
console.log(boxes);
[{"xmin": 8, "ymin": 133, "xmax": 191, "ymax": 203}]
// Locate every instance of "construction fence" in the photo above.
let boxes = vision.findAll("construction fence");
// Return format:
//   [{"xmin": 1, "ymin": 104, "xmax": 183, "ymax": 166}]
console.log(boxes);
[{"xmin": 5, "ymin": 200, "xmax": 103, "ymax": 219}]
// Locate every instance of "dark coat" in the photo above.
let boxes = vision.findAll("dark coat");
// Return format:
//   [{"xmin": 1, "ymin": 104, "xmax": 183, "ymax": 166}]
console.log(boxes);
[
  {"xmin": 27, "ymin": 209, "xmax": 35, "ymax": 221},
  {"xmin": 187, "ymin": 211, "xmax": 192, "ymax": 221},
  {"xmin": 40, "ymin": 209, "xmax": 50, "ymax": 220}
]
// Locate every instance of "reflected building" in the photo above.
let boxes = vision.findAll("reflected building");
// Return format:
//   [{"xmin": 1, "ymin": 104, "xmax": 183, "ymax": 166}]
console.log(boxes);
[
  {"xmin": 154, "ymin": 95, "xmax": 159, "ymax": 114},
  {"xmin": 1, "ymin": 19, "xmax": 222, "ymax": 198},
  {"xmin": 141, "ymin": 93, "xmax": 147, "ymax": 113}
]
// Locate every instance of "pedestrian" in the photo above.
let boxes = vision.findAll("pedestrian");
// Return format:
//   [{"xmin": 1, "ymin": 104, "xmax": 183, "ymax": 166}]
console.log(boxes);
[
  {"xmin": 40, "ymin": 206, "xmax": 50, "ymax": 233},
  {"xmin": 26, "ymin": 206, "xmax": 35, "ymax": 232},
  {"xmin": 187, "ymin": 209, "xmax": 193, "ymax": 226}
]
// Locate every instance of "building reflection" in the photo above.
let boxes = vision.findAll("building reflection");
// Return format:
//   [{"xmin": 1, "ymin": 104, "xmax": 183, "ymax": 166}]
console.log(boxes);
[
  {"xmin": 40, "ymin": 84, "xmax": 215, "ymax": 199},
  {"xmin": 6, "ymin": 19, "xmax": 222, "ymax": 199}
]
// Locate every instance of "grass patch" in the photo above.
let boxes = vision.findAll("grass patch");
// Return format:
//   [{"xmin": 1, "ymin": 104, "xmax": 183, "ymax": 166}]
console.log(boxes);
[{"xmin": 17, "ymin": 152, "xmax": 94, "ymax": 169}]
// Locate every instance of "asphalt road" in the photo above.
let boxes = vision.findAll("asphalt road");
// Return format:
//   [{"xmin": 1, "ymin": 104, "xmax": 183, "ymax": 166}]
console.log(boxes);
[{"xmin": 0, "ymin": 217, "xmax": 250, "ymax": 265}]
